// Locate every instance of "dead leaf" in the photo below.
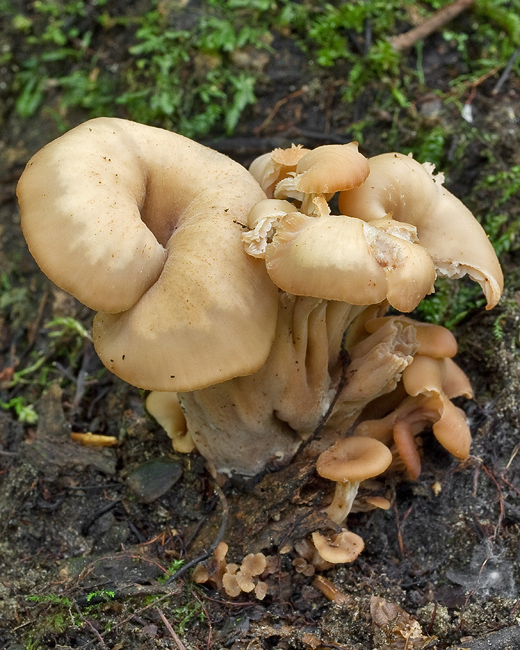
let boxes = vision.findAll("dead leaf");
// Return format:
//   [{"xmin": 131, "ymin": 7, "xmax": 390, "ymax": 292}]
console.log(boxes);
[{"xmin": 370, "ymin": 596, "xmax": 436, "ymax": 649}]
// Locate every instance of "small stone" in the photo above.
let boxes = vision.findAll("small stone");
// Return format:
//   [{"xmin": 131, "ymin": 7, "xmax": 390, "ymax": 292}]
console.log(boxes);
[{"xmin": 126, "ymin": 458, "xmax": 182, "ymax": 503}]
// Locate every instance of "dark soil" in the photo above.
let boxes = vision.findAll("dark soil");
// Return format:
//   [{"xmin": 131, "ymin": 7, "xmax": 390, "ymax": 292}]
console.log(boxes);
[{"xmin": 1, "ymin": 3, "xmax": 520, "ymax": 649}]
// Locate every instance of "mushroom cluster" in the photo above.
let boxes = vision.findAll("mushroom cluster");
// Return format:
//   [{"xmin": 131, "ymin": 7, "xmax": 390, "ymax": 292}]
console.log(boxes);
[
  {"xmin": 17, "ymin": 119, "xmax": 502, "ymax": 523},
  {"xmin": 193, "ymin": 542, "xmax": 277, "ymax": 600}
]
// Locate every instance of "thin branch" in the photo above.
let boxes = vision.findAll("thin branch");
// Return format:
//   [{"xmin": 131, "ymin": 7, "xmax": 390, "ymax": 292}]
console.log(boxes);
[
  {"xmin": 392, "ymin": 486, "xmax": 405, "ymax": 559},
  {"xmin": 73, "ymin": 603, "xmax": 108, "ymax": 649},
  {"xmin": 0, "ymin": 448, "xmax": 18, "ymax": 457},
  {"xmin": 390, "ymin": 0, "xmax": 475, "ymax": 52},
  {"xmin": 157, "ymin": 608, "xmax": 187, "ymax": 650},
  {"xmin": 492, "ymin": 47, "xmax": 520, "ymax": 95},
  {"xmin": 254, "ymin": 87, "xmax": 308, "ymax": 134}
]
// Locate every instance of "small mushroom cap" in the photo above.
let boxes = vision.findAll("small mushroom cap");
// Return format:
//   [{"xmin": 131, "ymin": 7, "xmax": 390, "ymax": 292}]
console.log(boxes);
[
  {"xmin": 246, "ymin": 198, "xmax": 298, "ymax": 230},
  {"xmin": 317, "ymin": 436, "xmax": 393, "ymax": 483},
  {"xmin": 440, "ymin": 358, "xmax": 474, "ymax": 398},
  {"xmin": 338, "ymin": 152, "xmax": 503, "ymax": 309},
  {"xmin": 235, "ymin": 572, "xmax": 256, "ymax": 593},
  {"xmin": 274, "ymin": 143, "xmax": 370, "ymax": 197},
  {"xmin": 403, "ymin": 355, "xmax": 473, "ymax": 459},
  {"xmin": 362, "ymin": 220, "xmax": 436, "ymax": 311},
  {"xmin": 242, "ymin": 199, "xmax": 298, "ymax": 258},
  {"xmin": 265, "ymin": 212, "xmax": 387, "ymax": 304},
  {"xmin": 249, "ymin": 144, "xmax": 309, "ymax": 196},
  {"xmin": 192, "ymin": 564, "xmax": 210, "ymax": 584},
  {"xmin": 433, "ymin": 400, "xmax": 471, "ymax": 459},
  {"xmin": 214, "ymin": 541, "xmax": 229, "ymax": 567},
  {"xmin": 254, "ymin": 582, "xmax": 268, "ymax": 600},
  {"xmin": 366, "ymin": 317, "xmax": 458, "ymax": 359},
  {"xmin": 222, "ymin": 572, "xmax": 242, "ymax": 598},
  {"xmin": 364, "ymin": 496, "xmax": 391, "ymax": 510},
  {"xmin": 240, "ymin": 553, "xmax": 267, "ymax": 577},
  {"xmin": 312, "ymin": 529, "xmax": 365, "ymax": 563},
  {"xmin": 355, "ymin": 355, "xmax": 473, "ymax": 460},
  {"xmin": 17, "ymin": 118, "xmax": 279, "ymax": 392},
  {"xmin": 403, "ymin": 355, "xmax": 473, "ymax": 400}
]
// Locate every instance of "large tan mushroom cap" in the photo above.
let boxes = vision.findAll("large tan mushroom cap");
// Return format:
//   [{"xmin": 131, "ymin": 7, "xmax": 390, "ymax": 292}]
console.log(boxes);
[
  {"xmin": 338, "ymin": 152, "xmax": 503, "ymax": 309},
  {"xmin": 17, "ymin": 118, "xmax": 279, "ymax": 392},
  {"xmin": 264, "ymin": 212, "xmax": 436, "ymax": 311},
  {"xmin": 317, "ymin": 436, "xmax": 393, "ymax": 483}
]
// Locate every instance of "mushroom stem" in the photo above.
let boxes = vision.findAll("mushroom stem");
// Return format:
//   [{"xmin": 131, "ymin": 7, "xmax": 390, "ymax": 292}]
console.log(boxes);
[
  {"xmin": 325, "ymin": 480, "xmax": 360, "ymax": 525},
  {"xmin": 392, "ymin": 419, "xmax": 422, "ymax": 480},
  {"xmin": 169, "ymin": 296, "xmax": 418, "ymax": 476}
]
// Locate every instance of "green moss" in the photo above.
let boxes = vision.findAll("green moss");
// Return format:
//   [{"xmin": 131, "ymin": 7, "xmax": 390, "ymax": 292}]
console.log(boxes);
[{"xmin": 6, "ymin": 0, "xmax": 519, "ymax": 137}]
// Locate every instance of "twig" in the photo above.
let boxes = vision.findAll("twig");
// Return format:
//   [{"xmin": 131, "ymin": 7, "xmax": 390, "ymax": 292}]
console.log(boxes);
[
  {"xmin": 390, "ymin": 0, "xmax": 475, "ymax": 52},
  {"xmin": 73, "ymin": 603, "xmax": 108, "ymax": 649},
  {"xmin": 496, "ymin": 473, "xmax": 520, "ymax": 499},
  {"xmin": 157, "ymin": 608, "xmax": 187, "ymax": 650},
  {"xmin": 254, "ymin": 87, "xmax": 308, "ymax": 134},
  {"xmin": 192, "ymin": 589, "xmax": 213, "ymax": 650},
  {"xmin": 81, "ymin": 498, "xmax": 121, "ymax": 536},
  {"xmin": 392, "ymin": 487, "xmax": 405, "ymax": 559},
  {"xmin": 95, "ymin": 589, "xmax": 179, "ymax": 639},
  {"xmin": 492, "ymin": 47, "xmax": 520, "ymax": 96},
  {"xmin": 480, "ymin": 464, "xmax": 505, "ymax": 539},
  {"xmin": 465, "ymin": 63, "xmax": 502, "ymax": 105},
  {"xmin": 0, "ymin": 448, "xmax": 18, "ymax": 457},
  {"xmin": 426, "ymin": 602, "xmax": 439, "ymax": 636},
  {"xmin": 505, "ymin": 441, "xmax": 520, "ymax": 471},
  {"xmin": 72, "ymin": 342, "xmax": 95, "ymax": 412},
  {"xmin": 74, "ymin": 479, "xmax": 228, "ymax": 611},
  {"xmin": 446, "ymin": 626, "xmax": 520, "ymax": 650},
  {"xmin": 462, "ymin": 461, "xmax": 505, "ymax": 608}
]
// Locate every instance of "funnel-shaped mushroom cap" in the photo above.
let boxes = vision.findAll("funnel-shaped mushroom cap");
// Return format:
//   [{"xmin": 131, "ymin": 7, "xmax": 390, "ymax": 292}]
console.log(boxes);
[
  {"xmin": 338, "ymin": 152, "xmax": 503, "ymax": 309},
  {"xmin": 317, "ymin": 436, "xmax": 393, "ymax": 483},
  {"xmin": 312, "ymin": 529, "xmax": 365, "ymax": 563},
  {"xmin": 403, "ymin": 355, "xmax": 473, "ymax": 458},
  {"xmin": 403, "ymin": 355, "xmax": 473, "ymax": 400},
  {"xmin": 366, "ymin": 316, "xmax": 459, "ymax": 358},
  {"xmin": 17, "ymin": 118, "xmax": 278, "ymax": 391},
  {"xmin": 264, "ymin": 212, "xmax": 436, "ymax": 311},
  {"xmin": 242, "ymin": 198, "xmax": 297, "ymax": 258},
  {"xmin": 274, "ymin": 143, "xmax": 370, "ymax": 199},
  {"xmin": 249, "ymin": 144, "xmax": 309, "ymax": 196},
  {"xmin": 355, "ymin": 354, "xmax": 473, "ymax": 459},
  {"xmin": 247, "ymin": 198, "xmax": 298, "ymax": 230}
]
